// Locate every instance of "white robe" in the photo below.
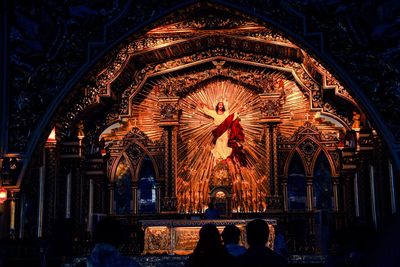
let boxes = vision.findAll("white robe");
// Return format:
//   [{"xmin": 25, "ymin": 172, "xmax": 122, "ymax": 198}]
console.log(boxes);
[{"xmin": 202, "ymin": 107, "xmax": 238, "ymax": 160}]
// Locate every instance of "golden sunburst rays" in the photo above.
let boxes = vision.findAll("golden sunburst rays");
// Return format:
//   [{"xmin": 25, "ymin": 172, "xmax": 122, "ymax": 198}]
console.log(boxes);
[
  {"xmin": 131, "ymin": 85, "xmax": 163, "ymax": 142},
  {"xmin": 279, "ymin": 81, "xmax": 314, "ymax": 137},
  {"xmin": 177, "ymin": 80, "xmax": 268, "ymax": 213}
]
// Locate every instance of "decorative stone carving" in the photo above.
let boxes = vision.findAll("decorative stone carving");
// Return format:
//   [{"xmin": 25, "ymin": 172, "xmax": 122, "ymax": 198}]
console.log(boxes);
[
  {"xmin": 125, "ymin": 144, "xmax": 143, "ymax": 168},
  {"xmin": 160, "ymin": 103, "xmax": 178, "ymax": 120},
  {"xmin": 158, "ymin": 97, "xmax": 180, "ymax": 126},
  {"xmin": 259, "ymin": 93, "xmax": 284, "ymax": 121},
  {"xmin": 209, "ymin": 161, "xmax": 232, "ymax": 189},
  {"xmin": 260, "ymin": 99, "xmax": 281, "ymax": 117}
]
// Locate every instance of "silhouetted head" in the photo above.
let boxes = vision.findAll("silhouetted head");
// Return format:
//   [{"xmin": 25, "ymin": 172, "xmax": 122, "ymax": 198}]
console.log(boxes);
[
  {"xmin": 222, "ymin": 225, "xmax": 241, "ymax": 245},
  {"xmin": 215, "ymin": 102, "xmax": 225, "ymax": 112},
  {"xmin": 93, "ymin": 217, "xmax": 123, "ymax": 247},
  {"xmin": 246, "ymin": 219, "xmax": 269, "ymax": 247},
  {"xmin": 208, "ymin": 202, "xmax": 214, "ymax": 209},
  {"xmin": 195, "ymin": 224, "xmax": 223, "ymax": 253}
]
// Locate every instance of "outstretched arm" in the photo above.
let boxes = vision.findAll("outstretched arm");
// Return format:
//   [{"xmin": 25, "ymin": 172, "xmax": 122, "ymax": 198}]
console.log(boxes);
[{"xmin": 199, "ymin": 103, "xmax": 215, "ymax": 117}]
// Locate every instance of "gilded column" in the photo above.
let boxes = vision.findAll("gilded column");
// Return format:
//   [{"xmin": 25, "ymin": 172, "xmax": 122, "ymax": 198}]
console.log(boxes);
[
  {"xmin": 163, "ymin": 130, "xmax": 170, "ymax": 201},
  {"xmin": 272, "ymin": 124, "xmax": 279, "ymax": 196},
  {"xmin": 258, "ymin": 92, "xmax": 283, "ymax": 210},
  {"xmin": 264, "ymin": 127, "xmax": 271, "ymax": 195},
  {"xmin": 171, "ymin": 126, "xmax": 178, "ymax": 199},
  {"xmin": 158, "ymin": 96, "xmax": 179, "ymax": 212}
]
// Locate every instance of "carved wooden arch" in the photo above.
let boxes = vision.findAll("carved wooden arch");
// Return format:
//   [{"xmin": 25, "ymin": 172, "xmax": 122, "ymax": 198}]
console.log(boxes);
[
  {"xmin": 310, "ymin": 145, "xmax": 340, "ymax": 178},
  {"xmin": 284, "ymin": 147, "xmax": 310, "ymax": 178},
  {"xmin": 210, "ymin": 186, "xmax": 232, "ymax": 198},
  {"xmin": 134, "ymin": 155, "xmax": 159, "ymax": 184},
  {"xmin": 110, "ymin": 153, "xmax": 135, "ymax": 183},
  {"xmin": 126, "ymin": 141, "xmax": 159, "ymax": 183},
  {"xmin": 284, "ymin": 135, "xmax": 337, "ymax": 178},
  {"xmin": 119, "ymin": 53, "xmax": 357, "ymax": 128},
  {"xmin": 109, "ymin": 140, "xmax": 160, "ymax": 183},
  {"xmin": 54, "ymin": 12, "xmax": 361, "ymax": 148}
]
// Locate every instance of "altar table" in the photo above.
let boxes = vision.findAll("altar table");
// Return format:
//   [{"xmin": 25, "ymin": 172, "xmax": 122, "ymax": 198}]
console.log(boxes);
[{"xmin": 140, "ymin": 219, "xmax": 277, "ymax": 255}]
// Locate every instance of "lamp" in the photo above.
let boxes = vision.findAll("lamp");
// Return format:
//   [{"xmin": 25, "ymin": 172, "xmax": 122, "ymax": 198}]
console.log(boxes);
[
  {"xmin": 47, "ymin": 127, "xmax": 57, "ymax": 143},
  {"xmin": 0, "ymin": 188, "xmax": 7, "ymax": 204}
]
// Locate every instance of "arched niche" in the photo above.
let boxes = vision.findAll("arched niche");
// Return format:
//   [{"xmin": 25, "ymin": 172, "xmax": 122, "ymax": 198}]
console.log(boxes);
[
  {"xmin": 138, "ymin": 156, "xmax": 157, "ymax": 214},
  {"xmin": 287, "ymin": 152, "xmax": 307, "ymax": 210},
  {"xmin": 114, "ymin": 156, "xmax": 133, "ymax": 214},
  {"xmin": 312, "ymin": 152, "xmax": 333, "ymax": 211}
]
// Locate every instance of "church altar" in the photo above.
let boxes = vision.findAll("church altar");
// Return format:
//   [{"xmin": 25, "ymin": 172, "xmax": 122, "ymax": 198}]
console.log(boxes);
[{"xmin": 140, "ymin": 219, "xmax": 277, "ymax": 255}]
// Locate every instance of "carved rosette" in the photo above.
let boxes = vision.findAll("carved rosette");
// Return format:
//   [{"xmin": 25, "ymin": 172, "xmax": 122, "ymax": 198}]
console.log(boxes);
[
  {"xmin": 258, "ymin": 93, "xmax": 283, "ymax": 122},
  {"xmin": 299, "ymin": 140, "xmax": 319, "ymax": 172},
  {"xmin": 209, "ymin": 161, "xmax": 232, "ymax": 190},
  {"xmin": 159, "ymin": 97, "xmax": 180, "ymax": 126}
]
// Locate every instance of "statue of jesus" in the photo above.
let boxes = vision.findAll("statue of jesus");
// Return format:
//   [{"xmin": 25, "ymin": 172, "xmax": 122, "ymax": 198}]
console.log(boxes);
[
  {"xmin": 200, "ymin": 98, "xmax": 249, "ymax": 211},
  {"xmin": 199, "ymin": 98, "xmax": 246, "ymax": 167}
]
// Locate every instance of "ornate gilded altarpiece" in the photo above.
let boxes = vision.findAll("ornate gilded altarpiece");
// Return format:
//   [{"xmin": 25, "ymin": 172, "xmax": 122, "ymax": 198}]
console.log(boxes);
[
  {"xmin": 1, "ymin": 0, "xmax": 393, "ymax": 253},
  {"xmin": 94, "ymin": 11, "xmax": 357, "ymax": 215}
]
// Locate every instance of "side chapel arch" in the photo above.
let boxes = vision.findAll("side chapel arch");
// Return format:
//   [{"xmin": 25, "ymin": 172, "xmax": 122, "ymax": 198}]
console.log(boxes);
[
  {"xmin": 283, "ymin": 124, "xmax": 339, "ymax": 178},
  {"xmin": 19, "ymin": 2, "xmax": 370, "ymax": 218},
  {"xmin": 282, "ymin": 122, "xmax": 340, "ymax": 211},
  {"xmin": 109, "ymin": 136, "xmax": 160, "ymax": 183}
]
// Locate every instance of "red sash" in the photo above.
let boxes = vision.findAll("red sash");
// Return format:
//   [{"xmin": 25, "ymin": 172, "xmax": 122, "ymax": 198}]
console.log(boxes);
[
  {"xmin": 211, "ymin": 114, "xmax": 235, "ymax": 144},
  {"xmin": 211, "ymin": 113, "xmax": 247, "ymax": 167}
]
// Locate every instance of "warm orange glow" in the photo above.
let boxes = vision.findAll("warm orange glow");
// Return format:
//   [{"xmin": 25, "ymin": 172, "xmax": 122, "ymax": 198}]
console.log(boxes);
[
  {"xmin": 0, "ymin": 188, "xmax": 7, "ymax": 204},
  {"xmin": 47, "ymin": 127, "xmax": 57, "ymax": 143},
  {"xmin": 77, "ymin": 121, "xmax": 85, "ymax": 140}
]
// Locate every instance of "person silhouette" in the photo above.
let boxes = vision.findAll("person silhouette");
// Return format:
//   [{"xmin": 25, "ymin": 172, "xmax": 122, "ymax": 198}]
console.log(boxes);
[
  {"xmin": 185, "ymin": 223, "xmax": 235, "ymax": 267},
  {"xmin": 221, "ymin": 225, "xmax": 246, "ymax": 257},
  {"xmin": 204, "ymin": 202, "xmax": 220, "ymax": 219},
  {"xmin": 87, "ymin": 217, "xmax": 141, "ymax": 267},
  {"xmin": 238, "ymin": 219, "xmax": 287, "ymax": 267}
]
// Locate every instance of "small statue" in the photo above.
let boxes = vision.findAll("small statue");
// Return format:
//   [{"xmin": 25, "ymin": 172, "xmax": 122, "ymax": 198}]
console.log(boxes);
[{"xmin": 352, "ymin": 111, "xmax": 361, "ymax": 129}]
